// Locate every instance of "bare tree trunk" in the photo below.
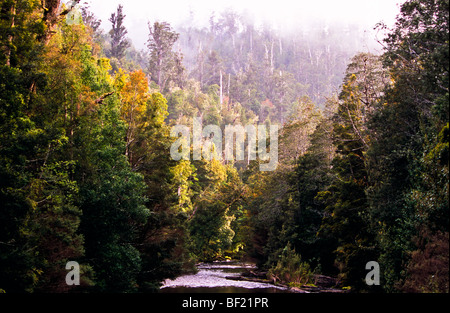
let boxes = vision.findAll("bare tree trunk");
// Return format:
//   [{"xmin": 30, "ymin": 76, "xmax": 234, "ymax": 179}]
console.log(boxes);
[
  {"xmin": 308, "ymin": 45, "xmax": 313, "ymax": 65},
  {"xmin": 219, "ymin": 70, "xmax": 223, "ymax": 108},
  {"xmin": 41, "ymin": 0, "xmax": 61, "ymax": 43},
  {"xmin": 198, "ymin": 41, "xmax": 204, "ymax": 86},
  {"xmin": 270, "ymin": 41, "xmax": 274, "ymax": 74},
  {"xmin": 227, "ymin": 73, "xmax": 230, "ymax": 99},
  {"xmin": 5, "ymin": 3, "xmax": 15, "ymax": 67},
  {"xmin": 157, "ymin": 58, "xmax": 162, "ymax": 88},
  {"xmin": 279, "ymin": 37, "xmax": 282, "ymax": 56},
  {"xmin": 41, "ymin": 1, "xmax": 81, "ymax": 43}
]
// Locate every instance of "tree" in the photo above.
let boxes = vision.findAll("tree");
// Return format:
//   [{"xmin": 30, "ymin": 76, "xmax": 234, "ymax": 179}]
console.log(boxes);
[
  {"xmin": 80, "ymin": 4, "xmax": 103, "ymax": 50},
  {"xmin": 81, "ymin": 5, "xmax": 101, "ymax": 33},
  {"xmin": 203, "ymin": 50, "xmax": 224, "ymax": 88},
  {"xmin": 314, "ymin": 54, "xmax": 388, "ymax": 291},
  {"xmin": 109, "ymin": 4, "xmax": 130, "ymax": 60},
  {"xmin": 118, "ymin": 90, "xmax": 195, "ymax": 291},
  {"xmin": 0, "ymin": 3, "xmax": 91, "ymax": 292},
  {"xmin": 378, "ymin": 0, "xmax": 449, "ymax": 123},
  {"xmin": 115, "ymin": 69, "xmax": 150, "ymax": 163},
  {"xmin": 147, "ymin": 21, "xmax": 184, "ymax": 91},
  {"xmin": 291, "ymin": 118, "xmax": 336, "ymax": 274},
  {"xmin": 188, "ymin": 161, "xmax": 245, "ymax": 261},
  {"xmin": 74, "ymin": 50, "xmax": 149, "ymax": 293},
  {"xmin": 242, "ymin": 97, "xmax": 325, "ymax": 269},
  {"xmin": 368, "ymin": 0, "xmax": 449, "ymax": 291}
]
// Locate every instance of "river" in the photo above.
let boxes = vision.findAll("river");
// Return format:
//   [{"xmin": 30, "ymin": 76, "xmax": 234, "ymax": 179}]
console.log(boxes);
[{"xmin": 159, "ymin": 261, "xmax": 291, "ymax": 293}]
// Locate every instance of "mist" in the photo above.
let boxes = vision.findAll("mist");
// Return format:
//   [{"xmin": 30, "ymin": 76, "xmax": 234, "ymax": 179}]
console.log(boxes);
[{"xmin": 85, "ymin": 0, "xmax": 405, "ymax": 50}]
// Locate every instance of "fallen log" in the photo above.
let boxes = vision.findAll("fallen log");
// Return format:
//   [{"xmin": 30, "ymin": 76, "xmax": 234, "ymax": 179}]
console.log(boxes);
[
  {"xmin": 225, "ymin": 275, "xmax": 348, "ymax": 293},
  {"xmin": 225, "ymin": 275, "xmax": 273, "ymax": 284}
]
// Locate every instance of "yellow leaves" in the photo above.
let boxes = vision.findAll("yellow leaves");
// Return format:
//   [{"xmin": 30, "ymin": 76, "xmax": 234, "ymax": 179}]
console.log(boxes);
[
  {"xmin": 114, "ymin": 68, "xmax": 128, "ymax": 91},
  {"xmin": 118, "ymin": 69, "xmax": 150, "ymax": 124},
  {"xmin": 171, "ymin": 160, "xmax": 194, "ymax": 186},
  {"xmin": 148, "ymin": 92, "xmax": 169, "ymax": 126},
  {"xmin": 32, "ymin": 267, "xmax": 44, "ymax": 277},
  {"xmin": 25, "ymin": 267, "xmax": 44, "ymax": 292},
  {"xmin": 127, "ymin": 70, "xmax": 149, "ymax": 99},
  {"xmin": 97, "ymin": 58, "xmax": 112, "ymax": 81},
  {"xmin": 207, "ymin": 158, "xmax": 228, "ymax": 183}
]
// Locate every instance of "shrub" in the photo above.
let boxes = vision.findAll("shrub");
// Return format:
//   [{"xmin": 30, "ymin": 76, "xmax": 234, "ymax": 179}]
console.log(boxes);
[{"xmin": 268, "ymin": 243, "xmax": 314, "ymax": 287}]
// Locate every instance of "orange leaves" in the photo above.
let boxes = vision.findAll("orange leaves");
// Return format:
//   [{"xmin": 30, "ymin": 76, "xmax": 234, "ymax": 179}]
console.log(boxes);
[{"xmin": 261, "ymin": 98, "xmax": 274, "ymax": 108}]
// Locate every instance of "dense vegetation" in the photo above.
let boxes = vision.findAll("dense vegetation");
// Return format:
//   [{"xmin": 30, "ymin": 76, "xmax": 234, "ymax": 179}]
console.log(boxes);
[{"xmin": 0, "ymin": 0, "xmax": 448, "ymax": 293}]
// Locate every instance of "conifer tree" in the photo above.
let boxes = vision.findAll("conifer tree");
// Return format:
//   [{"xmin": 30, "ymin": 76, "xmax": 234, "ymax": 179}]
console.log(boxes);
[{"xmin": 109, "ymin": 4, "xmax": 130, "ymax": 60}]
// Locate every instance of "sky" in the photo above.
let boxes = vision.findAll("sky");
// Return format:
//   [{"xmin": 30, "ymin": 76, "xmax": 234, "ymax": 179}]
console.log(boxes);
[{"xmin": 82, "ymin": 0, "xmax": 406, "ymax": 50}]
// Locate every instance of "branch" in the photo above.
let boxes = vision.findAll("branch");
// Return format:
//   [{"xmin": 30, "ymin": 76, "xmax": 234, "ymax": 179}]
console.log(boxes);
[
  {"xmin": 95, "ymin": 91, "xmax": 115, "ymax": 104},
  {"xmin": 59, "ymin": 0, "xmax": 81, "ymax": 17}
]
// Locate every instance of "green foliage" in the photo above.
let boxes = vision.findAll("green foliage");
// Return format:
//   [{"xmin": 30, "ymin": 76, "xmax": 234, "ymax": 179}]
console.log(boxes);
[
  {"xmin": 366, "ymin": 0, "xmax": 449, "ymax": 292},
  {"xmin": 27, "ymin": 161, "xmax": 87, "ymax": 292},
  {"xmin": 291, "ymin": 120, "xmax": 337, "ymax": 274},
  {"xmin": 268, "ymin": 243, "xmax": 314, "ymax": 287},
  {"xmin": 188, "ymin": 162, "xmax": 246, "ymax": 261}
]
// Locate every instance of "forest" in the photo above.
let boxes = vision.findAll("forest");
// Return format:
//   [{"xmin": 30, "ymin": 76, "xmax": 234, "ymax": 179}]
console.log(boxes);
[{"xmin": 0, "ymin": 0, "xmax": 448, "ymax": 293}]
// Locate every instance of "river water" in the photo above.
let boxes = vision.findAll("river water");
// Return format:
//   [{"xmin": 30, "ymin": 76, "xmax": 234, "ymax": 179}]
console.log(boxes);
[{"xmin": 160, "ymin": 261, "xmax": 290, "ymax": 293}]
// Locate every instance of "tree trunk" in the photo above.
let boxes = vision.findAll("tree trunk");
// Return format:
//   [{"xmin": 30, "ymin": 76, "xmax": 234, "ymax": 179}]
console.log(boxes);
[
  {"xmin": 5, "ymin": 3, "xmax": 15, "ymax": 67},
  {"xmin": 219, "ymin": 70, "xmax": 223, "ymax": 107},
  {"xmin": 227, "ymin": 73, "xmax": 230, "ymax": 99}
]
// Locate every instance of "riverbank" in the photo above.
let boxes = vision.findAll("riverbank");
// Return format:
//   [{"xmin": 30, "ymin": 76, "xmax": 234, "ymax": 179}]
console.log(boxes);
[
  {"xmin": 228, "ymin": 268, "xmax": 348, "ymax": 293},
  {"xmin": 160, "ymin": 261, "xmax": 291, "ymax": 293}
]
